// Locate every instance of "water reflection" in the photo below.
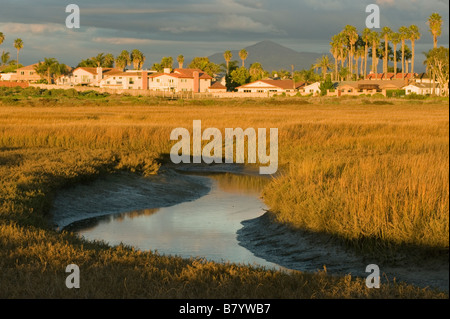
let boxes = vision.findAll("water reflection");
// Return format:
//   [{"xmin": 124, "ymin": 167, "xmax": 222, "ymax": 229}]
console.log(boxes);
[{"xmin": 69, "ymin": 170, "xmax": 280, "ymax": 269}]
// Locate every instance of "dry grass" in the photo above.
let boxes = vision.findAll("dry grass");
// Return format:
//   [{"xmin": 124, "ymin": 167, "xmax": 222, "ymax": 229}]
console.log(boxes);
[{"xmin": 0, "ymin": 100, "xmax": 448, "ymax": 298}]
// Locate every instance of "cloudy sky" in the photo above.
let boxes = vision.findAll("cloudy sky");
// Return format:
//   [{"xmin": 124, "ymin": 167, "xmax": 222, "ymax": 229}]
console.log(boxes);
[{"xmin": 0, "ymin": 0, "xmax": 448, "ymax": 71}]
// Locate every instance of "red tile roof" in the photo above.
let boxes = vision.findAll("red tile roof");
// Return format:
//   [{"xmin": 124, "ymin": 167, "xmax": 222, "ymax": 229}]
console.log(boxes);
[
  {"xmin": 149, "ymin": 68, "xmax": 212, "ymax": 80},
  {"xmin": 209, "ymin": 82, "xmax": 227, "ymax": 90},
  {"xmin": 238, "ymin": 80, "xmax": 306, "ymax": 90}
]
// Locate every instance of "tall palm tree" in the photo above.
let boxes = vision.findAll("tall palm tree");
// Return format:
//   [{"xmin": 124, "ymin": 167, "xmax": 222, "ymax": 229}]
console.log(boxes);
[
  {"xmin": 330, "ymin": 35, "xmax": 340, "ymax": 81},
  {"xmin": 428, "ymin": 13, "xmax": 442, "ymax": 49},
  {"xmin": 343, "ymin": 25, "xmax": 358, "ymax": 77},
  {"xmin": 362, "ymin": 28, "xmax": 371, "ymax": 79},
  {"xmin": 224, "ymin": 50, "xmax": 232, "ymax": 73},
  {"xmin": 390, "ymin": 32, "xmax": 400, "ymax": 76},
  {"xmin": 399, "ymin": 26, "xmax": 410, "ymax": 77},
  {"xmin": 356, "ymin": 46, "xmax": 365, "ymax": 79},
  {"xmin": 35, "ymin": 58, "xmax": 58, "ymax": 84},
  {"xmin": 14, "ymin": 38, "xmax": 23, "ymax": 66},
  {"xmin": 239, "ymin": 49, "xmax": 248, "ymax": 68},
  {"xmin": 408, "ymin": 25, "xmax": 420, "ymax": 75},
  {"xmin": 381, "ymin": 27, "xmax": 392, "ymax": 77},
  {"xmin": 177, "ymin": 55, "xmax": 184, "ymax": 69},
  {"xmin": 368, "ymin": 31, "xmax": 380, "ymax": 74}
]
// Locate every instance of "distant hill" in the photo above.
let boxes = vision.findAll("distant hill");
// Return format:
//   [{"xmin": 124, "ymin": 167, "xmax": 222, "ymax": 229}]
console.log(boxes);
[{"xmin": 208, "ymin": 40, "xmax": 327, "ymax": 71}]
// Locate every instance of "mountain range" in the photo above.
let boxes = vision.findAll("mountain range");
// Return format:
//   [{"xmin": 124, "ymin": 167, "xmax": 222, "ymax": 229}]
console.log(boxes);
[{"xmin": 208, "ymin": 40, "xmax": 327, "ymax": 72}]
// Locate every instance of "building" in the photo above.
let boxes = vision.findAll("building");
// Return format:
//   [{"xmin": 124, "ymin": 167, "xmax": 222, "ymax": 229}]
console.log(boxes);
[
  {"xmin": 403, "ymin": 83, "xmax": 440, "ymax": 96},
  {"xmin": 208, "ymin": 81, "xmax": 227, "ymax": 93},
  {"xmin": 328, "ymin": 80, "xmax": 407, "ymax": 97},
  {"xmin": 366, "ymin": 73, "xmax": 417, "ymax": 81},
  {"xmin": 68, "ymin": 67, "xmax": 123, "ymax": 86},
  {"xmin": 9, "ymin": 63, "xmax": 41, "ymax": 83},
  {"xmin": 148, "ymin": 68, "xmax": 213, "ymax": 93},
  {"xmin": 236, "ymin": 80, "xmax": 305, "ymax": 94},
  {"xmin": 100, "ymin": 70, "xmax": 157, "ymax": 90},
  {"xmin": 299, "ymin": 82, "xmax": 321, "ymax": 96}
]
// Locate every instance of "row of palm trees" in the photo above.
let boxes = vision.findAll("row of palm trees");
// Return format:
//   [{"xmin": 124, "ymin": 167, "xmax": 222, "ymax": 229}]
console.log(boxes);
[
  {"xmin": 0, "ymin": 32, "xmax": 24, "ymax": 67},
  {"xmin": 327, "ymin": 13, "xmax": 443, "ymax": 81},
  {"xmin": 224, "ymin": 49, "xmax": 249, "ymax": 73}
]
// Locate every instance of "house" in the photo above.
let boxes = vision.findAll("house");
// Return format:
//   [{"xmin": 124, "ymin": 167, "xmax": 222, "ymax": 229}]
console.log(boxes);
[
  {"xmin": 68, "ymin": 67, "xmax": 122, "ymax": 86},
  {"xmin": 148, "ymin": 68, "xmax": 213, "ymax": 93},
  {"xmin": 328, "ymin": 80, "xmax": 407, "ymax": 97},
  {"xmin": 9, "ymin": 63, "xmax": 41, "ymax": 83},
  {"xmin": 100, "ymin": 70, "xmax": 157, "ymax": 90},
  {"xmin": 299, "ymin": 82, "xmax": 321, "ymax": 96},
  {"xmin": 208, "ymin": 81, "xmax": 227, "ymax": 93},
  {"xmin": 403, "ymin": 83, "xmax": 440, "ymax": 96},
  {"xmin": 236, "ymin": 80, "xmax": 305, "ymax": 94}
]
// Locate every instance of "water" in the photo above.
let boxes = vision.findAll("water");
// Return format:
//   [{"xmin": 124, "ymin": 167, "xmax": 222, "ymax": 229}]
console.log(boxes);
[{"xmin": 51, "ymin": 168, "xmax": 280, "ymax": 269}]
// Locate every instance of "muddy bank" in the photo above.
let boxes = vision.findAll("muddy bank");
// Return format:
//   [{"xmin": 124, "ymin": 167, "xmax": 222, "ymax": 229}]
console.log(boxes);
[{"xmin": 237, "ymin": 212, "xmax": 449, "ymax": 292}]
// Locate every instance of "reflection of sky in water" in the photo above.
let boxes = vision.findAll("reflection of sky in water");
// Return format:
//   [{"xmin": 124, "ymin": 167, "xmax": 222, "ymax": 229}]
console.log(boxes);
[{"xmin": 74, "ymin": 173, "xmax": 280, "ymax": 269}]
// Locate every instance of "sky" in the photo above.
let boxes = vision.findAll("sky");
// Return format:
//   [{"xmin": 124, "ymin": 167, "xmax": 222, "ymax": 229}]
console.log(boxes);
[{"xmin": 0, "ymin": 0, "xmax": 448, "ymax": 71}]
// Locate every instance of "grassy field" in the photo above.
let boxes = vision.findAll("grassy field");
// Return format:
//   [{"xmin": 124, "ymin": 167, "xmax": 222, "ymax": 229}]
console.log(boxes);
[{"xmin": 0, "ymin": 94, "xmax": 448, "ymax": 298}]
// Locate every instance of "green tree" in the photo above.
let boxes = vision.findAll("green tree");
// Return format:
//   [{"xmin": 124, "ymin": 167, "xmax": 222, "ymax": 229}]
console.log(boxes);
[
  {"xmin": 423, "ymin": 47, "xmax": 449, "ymax": 96},
  {"xmin": 362, "ymin": 28, "xmax": 371, "ymax": 78},
  {"xmin": 104, "ymin": 53, "xmax": 115, "ymax": 68},
  {"xmin": 390, "ymin": 32, "xmax": 401, "ymax": 76},
  {"xmin": 399, "ymin": 26, "xmax": 410, "ymax": 76},
  {"xmin": 35, "ymin": 58, "xmax": 59, "ymax": 84},
  {"xmin": 229, "ymin": 66, "xmax": 250, "ymax": 88},
  {"xmin": 188, "ymin": 57, "xmax": 221, "ymax": 77},
  {"xmin": 314, "ymin": 55, "xmax": 333, "ymax": 80},
  {"xmin": 249, "ymin": 62, "xmax": 266, "ymax": 82},
  {"xmin": 343, "ymin": 25, "xmax": 358, "ymax": 77},
  {"xmin": 0, "ymin": 32, "xmax": 5, "ymax": 48},
  {"xmin": 14, "ymin": 38, "xmax": 23, "ymax": 66},
  {"xmin": 319, "ymin": 74, "xmax": 334, "ymax": 96}
]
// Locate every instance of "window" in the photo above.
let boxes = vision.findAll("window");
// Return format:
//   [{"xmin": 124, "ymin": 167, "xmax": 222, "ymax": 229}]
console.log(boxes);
[
  {"xmin": 257, "ymin": 90, "xmax": 264, "ymax": 93},
  {"xmin": 20, "ymin": 72, "xmax": 25, "ymax": 75},
  {"xmin": 244, "ymin": 89, "xmax": 251, "ymax": 93}
]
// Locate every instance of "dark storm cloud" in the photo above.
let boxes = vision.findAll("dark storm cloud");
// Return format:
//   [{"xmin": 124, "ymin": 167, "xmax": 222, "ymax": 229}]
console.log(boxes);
[{"xmin": 0, "ymin": 0, "xmax": 448, "ymax": 69}]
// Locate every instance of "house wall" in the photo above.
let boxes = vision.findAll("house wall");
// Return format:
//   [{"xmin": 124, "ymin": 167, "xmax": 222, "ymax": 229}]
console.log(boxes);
[
  {"xmin": 10, "ymin": 68, "xmax": 41, "ymax": 83},
  {"xmin": 72, "ymin": 69, "xmax": 96, "ymax": 85}
]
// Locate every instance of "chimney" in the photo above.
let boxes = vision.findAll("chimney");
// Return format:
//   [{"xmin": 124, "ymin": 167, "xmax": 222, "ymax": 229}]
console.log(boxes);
[
  {"xmin": 142, "ymin": 71, "xmax": 148, "ymax": 90},
  {"xmin": 163, "ymin": 68, "xmax": 171, "ymax": 74},
  {"xmin": 193, "ymin": 71, "xmax": 199, "ymax": 93},
  {"xmin": 97, "ymin": 67, "xmax": 103, "ymax": 85}
]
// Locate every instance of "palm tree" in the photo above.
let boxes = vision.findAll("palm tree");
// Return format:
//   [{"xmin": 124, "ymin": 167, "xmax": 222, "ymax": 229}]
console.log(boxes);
[
  {"xmin": 428, "ymin": 13, "xmax": 442, "ymax": 49},
  {"xmin": 399, "ymin": 26, "xmax": 410, "ymax": 77},
  {"xmin": 408, "ymin": 25, "xmax": 420, "ymax": 75},
  {"xmin": 356, "ymin": 46, "xmax": 365, "ymax": 78},
  {"xmin": 368, "ymin": 31, "xmax": 380, "ymax": 74},
  {"xmin": 314, "ymin": 55, "xmax": 332, "ymax": 80},
  {"xmin": 1, "ymin": 51, "xmax": 10, "ymax": 66},
  {"xmin": 362, "ymin": 28, "xmax": 371, "ymax": 79},
  {"xmin": 0, "ymin": 32, "xmax": 4, "ymax": 48},
  {"xmin": 14, "ymin": 38, "xmax": 23, "ymax": 66},
  {"xmin": 381, "ymin": 27, "xmax": 392, "ymax": 77},
  {"xmin": 224, "ymin": 50, "xmax": 232, "ymax": 73},
  {"xmin": 177, "ymin": 55, "xmax": 184, "ymax": 69},
  {"xmin": 92, "ymin": 53, "xmax": 105, "ymax": 67},
  {"xmin": 239, "ymin": 49, "xmax": 248, "ymax": 68},
  {"xmin": 115, "ymin": 55, "xmax": 128, "ymax": 71},
  {"xmin": 104, "ymin": 53, "xmax": 115, "ymax": 68},
  {"xmin": 330, "ymin": 35, "xmax": 340, "ymax": 81},
  {"xmin": 343, "ymin": 25, "xmax": 358, "ymax": 77},
  {"xmin": 35, "ymin": 58, "xmax": 58, "ymax": 84},
  {"xmin": 119, "ymin": 50, "xmax": 131, "ymax": 68},
  {"xmin": 390, "ymin": 32, "xmax": 400, "ymax": 76},
  {"xmin": 131, "ymin": 49, "xmax": 145, "ymax": 70}
]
